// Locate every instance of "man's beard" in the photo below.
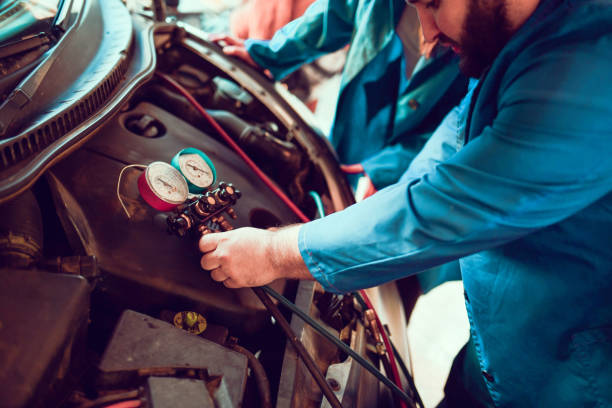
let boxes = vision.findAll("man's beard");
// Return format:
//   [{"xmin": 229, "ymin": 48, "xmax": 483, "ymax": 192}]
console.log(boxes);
[{"xmin": 458, "ymin": 0, "xmax": 515, "ymax": 77}]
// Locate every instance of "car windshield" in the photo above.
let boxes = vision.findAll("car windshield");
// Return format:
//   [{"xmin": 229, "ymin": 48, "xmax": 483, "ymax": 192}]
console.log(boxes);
[{"xmin": 0, "ymin": 0, "xmax": 62, "ymax": 45}]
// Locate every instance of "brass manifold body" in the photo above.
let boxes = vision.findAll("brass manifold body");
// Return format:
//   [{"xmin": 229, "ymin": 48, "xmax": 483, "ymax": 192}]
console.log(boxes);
[{"xmin": 165, "ymin": 182, "xmax": 241, "ymax": 237}]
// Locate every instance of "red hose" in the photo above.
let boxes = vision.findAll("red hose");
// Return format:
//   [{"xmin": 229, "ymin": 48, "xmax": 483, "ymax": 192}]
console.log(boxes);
[
  {"xmin": 157, "ymin": 71, "xmax": 407, "ymax": 407},
  {"xmin": 340, "ymin": 163, "xmax": 365, "ymax": 174},
  {"xmin": 340, "ymin": 164, "xmax": 377, "ymax": 199}
]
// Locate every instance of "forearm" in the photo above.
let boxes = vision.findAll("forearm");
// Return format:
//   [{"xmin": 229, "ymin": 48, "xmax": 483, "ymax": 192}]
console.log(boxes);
[
  {"xmin": 246, "ymin": 0, "xmax": 357, "ymax": 79},
  {"xmin": 269, "ymin": 225, "xmax": 313, "ymax": 281}
]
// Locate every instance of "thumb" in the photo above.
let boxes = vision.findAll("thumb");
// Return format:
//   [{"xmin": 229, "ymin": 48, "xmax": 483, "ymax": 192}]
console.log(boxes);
[{"xmin": 199, "ymin": 233, "xmax": 220, "ymax": 253}]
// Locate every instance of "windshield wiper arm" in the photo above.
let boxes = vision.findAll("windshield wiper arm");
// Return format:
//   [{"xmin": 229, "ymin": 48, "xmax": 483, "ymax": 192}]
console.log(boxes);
[
  {"xmin": 0, "ymin": 33, "xmax": 52, "ymax": 59},
  {"xmin": 53, "ymin": 0, "xmax": 74, "ymax": 33}
]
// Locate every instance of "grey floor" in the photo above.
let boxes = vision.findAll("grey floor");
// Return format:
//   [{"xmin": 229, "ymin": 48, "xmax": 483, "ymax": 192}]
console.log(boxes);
[{"xmin": 408, "ymin": 282, "xmax": 470, "ymax": 407}]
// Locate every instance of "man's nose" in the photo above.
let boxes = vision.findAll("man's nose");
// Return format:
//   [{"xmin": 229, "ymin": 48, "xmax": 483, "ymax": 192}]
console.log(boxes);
[{"xmin": 415, "ymin": 9, "xmax": 440, "ymax": 42}]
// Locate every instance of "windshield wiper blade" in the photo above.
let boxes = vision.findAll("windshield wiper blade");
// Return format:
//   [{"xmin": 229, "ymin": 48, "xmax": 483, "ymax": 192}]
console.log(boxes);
[{"xmin": 0, "ymin": 33, "xmax": 52, "ymax": 60}]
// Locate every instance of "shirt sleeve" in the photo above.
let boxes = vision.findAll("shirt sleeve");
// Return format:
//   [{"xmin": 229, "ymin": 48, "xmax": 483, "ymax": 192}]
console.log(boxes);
[
  {"xmin": 245, "ymin": 0, "xmax": 359, "ymax": 79},
  {"xmin": 299, "ymin": 43, "xmax": 612, "ymax": 293},
  {"xmin": 360, "ymin": 139, "xmax": 428, "ymax": 190},
  {"xmin": 398, "ymin": 78, "xmax": 479, "ymax": 182}
]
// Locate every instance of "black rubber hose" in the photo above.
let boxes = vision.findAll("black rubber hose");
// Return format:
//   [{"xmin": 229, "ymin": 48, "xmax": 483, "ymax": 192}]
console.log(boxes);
[
  {"xmin": 206, "ymin": 110, "xmax": 304, "ymax": 174},
  {"xmin": 262, "ymin": 285, "xmax": 414, "ymax": 406},
  {"xmin": 231, "ymin": 344, "xmax": 272, "ymax": 408},
  {"xmin": 252, "ymin": 287, "xmax": 343, "ymax": 408},
  {"xmin": 388, "ymin": 333, "xmax": 424, "ymax": 408}
]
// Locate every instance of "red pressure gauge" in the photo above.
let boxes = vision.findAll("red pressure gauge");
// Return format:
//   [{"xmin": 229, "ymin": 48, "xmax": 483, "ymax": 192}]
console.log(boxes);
[{"xmin": 137, "ymin": 161, "xmax": 189, "ymax": 211}]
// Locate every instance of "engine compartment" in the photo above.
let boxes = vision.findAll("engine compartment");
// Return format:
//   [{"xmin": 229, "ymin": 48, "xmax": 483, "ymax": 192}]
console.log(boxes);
[{"xmin": 0, "ymin": 3, "xmax": 412, "ymax": 407}]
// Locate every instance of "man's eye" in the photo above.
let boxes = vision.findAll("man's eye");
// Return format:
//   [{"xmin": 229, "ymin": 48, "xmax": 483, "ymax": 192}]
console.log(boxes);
[{"xmin": 425, "ymin": 0, "xmax": 440, "ymax": 9}]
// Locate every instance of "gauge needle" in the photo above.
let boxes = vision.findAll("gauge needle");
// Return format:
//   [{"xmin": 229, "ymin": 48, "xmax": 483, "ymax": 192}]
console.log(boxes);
[
  {"xmin": 157, "ymin": 177, "xmax": 177, "ymax": 192},
  {"xmin": 187, "ymin": 163, "xmax": 210, "ymax": 176}
]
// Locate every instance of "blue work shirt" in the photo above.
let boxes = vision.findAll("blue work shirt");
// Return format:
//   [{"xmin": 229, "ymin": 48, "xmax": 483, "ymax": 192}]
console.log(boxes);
[
  {"xmin": 299, "ymin": 0, "xmax": 612, "ymax": 406},
  {"xmin": 246, "ymin": 0, "xmax": 467, "ymax": 189}
]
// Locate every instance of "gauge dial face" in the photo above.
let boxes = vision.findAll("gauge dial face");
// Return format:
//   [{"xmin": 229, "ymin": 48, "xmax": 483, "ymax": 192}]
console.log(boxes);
[
  {"xmin": 145, "ymin": 162, "xmax": 188, "ymax": 204},
  {"xmin": 178, "ymin": 153, "xmax": 215, "ymax": 188}
]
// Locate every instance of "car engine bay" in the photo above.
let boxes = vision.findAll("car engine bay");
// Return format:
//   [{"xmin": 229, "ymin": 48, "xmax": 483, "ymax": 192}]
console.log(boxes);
[{"xmin": 0, "ymin": 1, "xmax": 416, "ymax": 407}]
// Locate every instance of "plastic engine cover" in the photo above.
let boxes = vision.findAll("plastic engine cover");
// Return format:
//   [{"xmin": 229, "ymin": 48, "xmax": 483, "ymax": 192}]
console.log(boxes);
[
  {"xmin": 99, "ymin": 310, "xmax": 247, "ymax": 407},
  {"xmin": 0, "ymin": 269, "xmax": 90, "ymax": 408}
]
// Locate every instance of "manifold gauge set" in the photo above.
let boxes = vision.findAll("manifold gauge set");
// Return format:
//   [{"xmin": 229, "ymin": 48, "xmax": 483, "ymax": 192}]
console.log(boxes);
[{"xmin": 136, "ymin": 147, "xmax": 241, "ymax": 237}]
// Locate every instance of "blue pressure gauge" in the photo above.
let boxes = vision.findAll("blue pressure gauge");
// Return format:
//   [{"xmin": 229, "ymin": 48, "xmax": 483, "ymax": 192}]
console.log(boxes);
[{"xmin": 171, "ymin": 148, "xmax": 217, "ymax": 193}]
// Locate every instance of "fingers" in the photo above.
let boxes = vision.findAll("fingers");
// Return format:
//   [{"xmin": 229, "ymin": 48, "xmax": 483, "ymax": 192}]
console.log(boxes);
[
  {"xmin": 207, "ymin": 34, "xmax": 244, "ymax": 46},
  {"xmin": 207, "ymin": 33, "xmax": 226, "ymax": 43},
  {"xmin": 200, "ymin": 253, "xmax": 218, "ymax": 271},
  {"xmin": 206, "ymin": 33, "xmax": 267, "ymax": 75},
  {"xmin": 223, "ymin": 278, "xmax": 241, "ymax": 289},
  {"xmin": 210, "ymin": 267, "xmax": 228, "ymax": 282},
  {"xmin": 199, "ymin": 233, "xmax": 219, "ymax": 253},
  {"xmin": 221, "ymin": 45, "xmax": 244, "ymax": 56},
  {"xmin": 222, "ymin": 46, "xmax": 258, "ymax": 68},
  {"xmin": 200, "ymin": 235, "xmax": 221, "ymax": 271},
  {"xmin": 197, "ymin": 227, "xmax": 285, "ymax": 289},
  {"xmin": 199, "ymin": 232, "xmax": 233, "ymax": 283}
]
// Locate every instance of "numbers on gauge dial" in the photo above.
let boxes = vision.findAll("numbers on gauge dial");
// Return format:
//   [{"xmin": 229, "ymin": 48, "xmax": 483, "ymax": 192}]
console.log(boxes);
[
  {"xmin": 178, "ymin": 153, "xmax": 214, "ymax": 188},
  {"xmin": 146, "ymin": 162, "xmax": 188, "ymax": 204}
]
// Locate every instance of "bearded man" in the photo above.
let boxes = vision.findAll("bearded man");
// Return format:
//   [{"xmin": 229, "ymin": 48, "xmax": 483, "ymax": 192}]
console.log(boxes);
[{"xmin": 199, "ymin": 0, "xmax": 612, "ymax": 405}]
